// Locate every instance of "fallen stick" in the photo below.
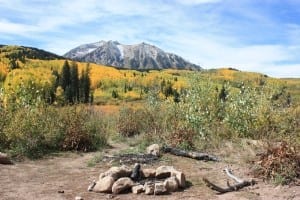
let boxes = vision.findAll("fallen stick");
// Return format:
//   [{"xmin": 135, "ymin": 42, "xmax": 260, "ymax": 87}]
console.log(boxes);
[
  {"xmin": 203, "ymin": 167, "xmax": 255, "ymax": 194},
  {"xmin": 162, "ymin": 146, "xmax": 219, "ymax": 162}
]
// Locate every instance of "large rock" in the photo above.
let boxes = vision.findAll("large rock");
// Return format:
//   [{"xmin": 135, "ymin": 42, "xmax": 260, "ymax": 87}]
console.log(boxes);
[
  {"xmin": 112, "ymin": 177, "xmax": 134, "ymax": 194},
  {"xmin": 93, "ymin": 176, "xmax": 115, "ymax": 193},
  {"xmin": 0, "ymin": 152, "xmax": 12, "ymax": 165},
  {"xmin": 141, "ymin": 168, "xmax": 156, "ymax": 178},
  {"xmin": 171, "ymin": 171, "xmax": 186, "ymax": 188},
  {"xmin": 164, "ymin": 176, "xmax": 179, "ymax": 192},
  {"xmin": 99, "ymin": 165, "xmax": 132, "ymax": 180},
  {"xmin": 144, "ymin": 182, "xmax": 154, "ymax": 195},
  {"xmin": 132, "ymin": 184, "xmax": 144, "ymax": 194},
  {"xmin": 154, "ymin": 182, "xmax": 167, "ymax": 195},
  {"xmin": 146, "ymin": 144, "xmax": 160, "ymax": 156},
  {"xmin": 155, "ymin": 166, "xmax": 175, "ymax": 179}
]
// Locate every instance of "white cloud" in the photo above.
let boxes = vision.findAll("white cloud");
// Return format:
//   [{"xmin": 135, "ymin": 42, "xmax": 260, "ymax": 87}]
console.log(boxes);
[
  {"xmin": 176, "ymin": 0, "xmax": 222, "ymax": 5},
  {"xmin": 1, "ymin": 0, "xmax": 299, "ymax": 77},
  {"xmin": 0, "ymin": 19, "xmax": 37, "ymax": 34}
]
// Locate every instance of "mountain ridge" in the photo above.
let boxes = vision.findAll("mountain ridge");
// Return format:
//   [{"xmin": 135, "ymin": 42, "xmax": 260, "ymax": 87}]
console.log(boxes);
[
  {"xmin": 0, "ymin": 45, "xmax": 63, "ymax": 60},
  {"xmin": 64, "ymin": 40, "xmax": 201, "ymax": 70}
]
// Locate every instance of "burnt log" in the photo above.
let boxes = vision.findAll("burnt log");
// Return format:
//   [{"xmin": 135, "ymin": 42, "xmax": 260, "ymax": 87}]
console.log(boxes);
[
  {"xmin": 162, "ymin": 146, "xmax": 219, "ymax": 162},
  {"xmin": 103, "ymin": 153, "xmax": 159, "ymax": 165}
]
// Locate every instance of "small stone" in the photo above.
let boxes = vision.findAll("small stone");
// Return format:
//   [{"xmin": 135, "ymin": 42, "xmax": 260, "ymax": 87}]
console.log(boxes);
[
  {"xmin": 154, "ymin": 182, "xmax": 167, "ymax": 195},
  {"xmin": 144, "ymin": 182, "xmax": 154, "ymax": 195},
  {"xmin": 141, "ymin": 168, "xmax": 156, "ymax": 178},
  {"xmin": 132, "ymin": 184, "xmax": 144, "ymax": 194},
  {"xmin": 112, "ymin": 177, "xmax": 134, "ymax": 194},
  {"xmin": 0, "ymin": 152, "xmax": 13, "ymax": 165},
  {"xmin": 146, "ymin": 144, "xmax": 160, "ymax": 156},
  {"xmin": 57, "ymin": 190, "xmax": 64, "ymax": 193},
  {"xmin": 164, "ymin": 176, "xmax": 179, "ymax": 192},
  {"xmin": 75, "ymin": 196, "xmax": 83, "ymax": 200},
  {"xmin": 106, "ymin": 194, "xmax": 116, "ymax": 199},
  {"xmin": 155, "ymin": 166, "xmax": 175, "ymax": 179},
  {"xmin": 93, "ymin": 176, "xmax": 115, "ymax": 193}
]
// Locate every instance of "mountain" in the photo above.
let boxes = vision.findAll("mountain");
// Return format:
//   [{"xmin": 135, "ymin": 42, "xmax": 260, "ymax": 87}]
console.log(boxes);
[
  {"xmin": 0, "ymin": 45, "xmax": 63, "ymax": 61},
  {"xmin": 64, "ymin": 40, "xmax": 201, "ymax": 70}
]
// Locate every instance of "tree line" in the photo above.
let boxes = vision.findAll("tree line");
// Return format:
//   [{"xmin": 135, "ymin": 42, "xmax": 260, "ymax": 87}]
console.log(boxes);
[{"xmin": 52, "ymin": 60, "xmax": 92, "ymax": 105}]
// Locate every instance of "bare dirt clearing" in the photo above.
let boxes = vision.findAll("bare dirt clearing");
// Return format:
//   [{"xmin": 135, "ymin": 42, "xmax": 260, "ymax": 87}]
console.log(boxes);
[{"xmin": 1, "ymin": 142, "xmax": 299, "ymax": 200}]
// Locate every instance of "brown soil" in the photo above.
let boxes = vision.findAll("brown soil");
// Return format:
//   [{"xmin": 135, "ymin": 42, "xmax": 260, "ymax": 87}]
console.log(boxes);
[{"xmin": 1, "ymin": 141, "xmax": 299, "ymax": 200}]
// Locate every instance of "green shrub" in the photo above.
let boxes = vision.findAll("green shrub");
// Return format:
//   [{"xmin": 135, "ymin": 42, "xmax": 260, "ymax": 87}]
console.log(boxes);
[
  {"xmin": 3, "ymin": 106, "xmax": 108, "ymax": 158},
  {"xmin": 4, "ymin": 107, "xmax": 62, "ymax": 158},
  {"xmin": 117, "ymin": 107, "xmax": 143, "ymax": 137},
  {"xmin": 142, "ymin": 75, "xmax": 300, "ymax": 149}
]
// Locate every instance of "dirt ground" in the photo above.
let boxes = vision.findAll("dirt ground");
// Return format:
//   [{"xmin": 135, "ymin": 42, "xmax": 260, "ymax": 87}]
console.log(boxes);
[{"xmin": 1, "ymin": 141, "xmax": 299, "ymax": 200}]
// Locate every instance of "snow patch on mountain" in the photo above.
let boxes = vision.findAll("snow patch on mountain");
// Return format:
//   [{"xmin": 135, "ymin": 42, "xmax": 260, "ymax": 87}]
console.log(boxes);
[{"xmin": 116, "ymin": 44, "xmax": 124, "ymax": 59}]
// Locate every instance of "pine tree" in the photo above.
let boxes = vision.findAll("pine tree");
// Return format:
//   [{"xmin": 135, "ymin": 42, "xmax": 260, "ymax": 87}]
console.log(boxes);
[
  {"xmin": 79, "ymin": 64, "xmax": 91, "ymax": 103},
  {"xmin": 60, "ymin": 60, "xmax": 71, "ymax": 91},
  {"xmin": 70, "ymin": 62, "xmax": 79, "ymax": 103}
]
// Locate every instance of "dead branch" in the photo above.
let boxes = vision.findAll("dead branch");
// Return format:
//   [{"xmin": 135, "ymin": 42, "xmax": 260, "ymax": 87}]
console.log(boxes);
[
  {"xmin": 224, "ymin": 168, "xmax": 243, "ymax": 183},
  {"xmin": 162, "ymin": 146, "xmax": 219, "ymax": 162},
  {"xmin": 203, "ymin": 168, "xmax": 255, "ymax": 194}
]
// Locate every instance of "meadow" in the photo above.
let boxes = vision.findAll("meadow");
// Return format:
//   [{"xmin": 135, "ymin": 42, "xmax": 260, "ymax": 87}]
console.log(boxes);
[{"xmin": 0, "ymin": 46, "xmax": 299, "ymax": 184}]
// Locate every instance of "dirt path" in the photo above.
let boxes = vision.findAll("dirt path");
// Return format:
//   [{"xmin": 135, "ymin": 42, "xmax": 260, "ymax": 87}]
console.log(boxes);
[{"xmin": 0, "ymin": 142, "xmax": 299, "ymax": 200}]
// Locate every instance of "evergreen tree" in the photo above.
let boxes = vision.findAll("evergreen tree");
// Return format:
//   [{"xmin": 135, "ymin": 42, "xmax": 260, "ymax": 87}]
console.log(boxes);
[
  {"xmin": 60, "ymin": 60, "xmax": 71, "ymax": 91},
  {"xmin": 79, "ymin": 64, "xmax": 91, "ymax": 103},
  {"xmin": 70, "ymin": 62, "xmax": 79, "ymax": 103},
  {"xmin": 163, "ymin": 81, "xmax": 173, "ymax": 98},
  {"xmin": 52, "ymin": 69, "xmax": 60, "ymax": 89},
  {"xmin": 64, "ymin": 85, "xmax": 73, "ymax": 104}
]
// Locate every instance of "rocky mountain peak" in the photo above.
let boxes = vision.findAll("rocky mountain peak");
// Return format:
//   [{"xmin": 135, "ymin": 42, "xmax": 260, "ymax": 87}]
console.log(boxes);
[{"xmin": 64, "ymin": 41, "xmax": 201, "ymax": 70}]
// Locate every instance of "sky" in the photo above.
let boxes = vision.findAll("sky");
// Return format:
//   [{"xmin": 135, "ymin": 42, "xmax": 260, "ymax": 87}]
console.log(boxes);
[{"xmin": 0, "ymin": 0, "xmax": 300, "ymax": 78}]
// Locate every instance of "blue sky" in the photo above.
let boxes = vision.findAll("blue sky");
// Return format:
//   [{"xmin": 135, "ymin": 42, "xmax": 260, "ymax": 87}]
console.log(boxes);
[{"xmin": 0, "ymin": 0, "xmax": 300, "ymax": 77}]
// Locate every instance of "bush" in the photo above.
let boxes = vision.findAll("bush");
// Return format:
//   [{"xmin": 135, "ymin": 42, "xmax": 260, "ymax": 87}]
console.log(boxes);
[
  {"xmin": 4, "ymin": 107, "xmax": 62, "ymax": 158},
  {"xmin": 3, "ymin": 106, "xmax": 108, "ymax": 158},
  {"xmin": 141, "ymin": 76, "xmax": 300, "ymax": 150},
  {"xmin": 253, "ymin": 141, "xmax": 300, "ymax": 185},
  {"xmin": 60, "ymin": 106, "xmax": 108, "ymax": 151},
  {"xmin": 117, "ymin": 107, "xmax": 143, "ymax": 137}
]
